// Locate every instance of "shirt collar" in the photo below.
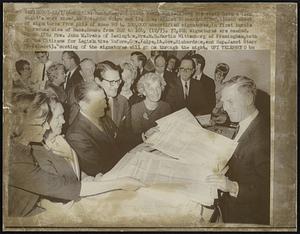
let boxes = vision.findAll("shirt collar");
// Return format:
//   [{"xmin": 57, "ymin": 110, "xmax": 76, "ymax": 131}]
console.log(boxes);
[
  {"xmin": 68, "ymin": 66, "xmax": 78, "ymax": 77},
  {"xmin": 235, "ymin": 109, "xmax": 259, "ymax": 141},
  {"xmin": 180, "ymin": 78, "xmax": 190, "ymax": 87}
]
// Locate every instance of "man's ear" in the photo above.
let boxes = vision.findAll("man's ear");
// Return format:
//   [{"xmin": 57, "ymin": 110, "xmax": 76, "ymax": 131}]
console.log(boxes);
[{"xmin": 245, "ymin": 93, "xmax": 254, "ymax": 106}]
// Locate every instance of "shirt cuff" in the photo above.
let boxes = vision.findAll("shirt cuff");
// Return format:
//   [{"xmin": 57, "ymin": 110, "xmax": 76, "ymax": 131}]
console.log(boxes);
[{"xmin": 229, "ymin": 181, "xmax": 239, "ymax": 197}]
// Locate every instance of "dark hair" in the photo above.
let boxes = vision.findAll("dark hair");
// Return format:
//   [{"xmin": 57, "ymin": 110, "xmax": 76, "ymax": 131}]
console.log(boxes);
[
  {"xmin": 215, "ymin": 63, "xmax": 230, "ymax": 75},
  {"xmin": 15, "ymin": 59, "xmax": 30, "ymax": 75},
  {"xmin": 154, "ymin": 54, "xmax": 166, "ymax": 65},
  {"xmin": 62, "ymin": 51, "xmax": 80, "ymax": 65},
  {"xmin": 130, "ymin": 51, "xmax": 147, "ymax": 67},
  {"xmin": 95, "ymin": 61, "xmax": 120, "ymax": 81},
  {"xmin": 166, "ymin": 55, "xmax": 179, "ymax": 68},
  {"xmin": 74, "ymin": 81, "xmax": 104, "ymax": 104},
  {"xmin": 191, "ymin": 54, "xmax": 205, "ymax": 71},
  {"xmin": 180, "ymin": 56, "xmax": 196, "ymax": 70}
]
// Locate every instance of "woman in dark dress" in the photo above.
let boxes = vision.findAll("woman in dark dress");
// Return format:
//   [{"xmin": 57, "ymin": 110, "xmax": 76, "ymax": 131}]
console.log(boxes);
[{"xmin": 131, "ymin": 73, "xmax": 171, "ymax": 144}]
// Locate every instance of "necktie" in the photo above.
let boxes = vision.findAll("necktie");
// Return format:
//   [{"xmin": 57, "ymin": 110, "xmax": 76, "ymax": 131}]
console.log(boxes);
[
  {"xmin": 65, "ymin": 72, "xmax": 71, "ymax": 89},
  {"xmin": 184, "ymin": 81, "xmax": 189, "ymax": 99},
  {"xmin": 231, "ymin": 123, "xmax": 240, "ymax": 140},
  {"xmin": 42, "ymin": 64, "xmax": 46, "ymax": 81}
]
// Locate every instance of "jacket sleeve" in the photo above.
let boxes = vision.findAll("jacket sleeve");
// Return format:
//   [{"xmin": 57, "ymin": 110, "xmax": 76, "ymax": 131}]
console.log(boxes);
[
  {"xmin": 9, "ymin": 154, "xmax": 81, "ymax": 201},
  {"xmin": 233, "ymin": 145, "xmax": 270, "ymax": 204}
]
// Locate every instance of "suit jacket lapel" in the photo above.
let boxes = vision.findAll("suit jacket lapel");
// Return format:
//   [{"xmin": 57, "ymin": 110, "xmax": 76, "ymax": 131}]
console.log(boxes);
[
  {"xmin": 231, "ymin": 113, "xmax": 261, "ymax": 161},
  {"xmin": 113, "ymin": 96, "xmax": 120, "ymax": 125},
  {"xmin": 175, "ymin": 77, "xmax": 185, "ymax": 101},
  {"xmin": 77, "ymin": 112, "xmax": 109, "ymax": 144}
]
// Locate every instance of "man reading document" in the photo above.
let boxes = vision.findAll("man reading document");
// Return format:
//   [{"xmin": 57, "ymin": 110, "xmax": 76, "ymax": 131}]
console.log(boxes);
[{"xmin": 206, "ymin": 76, "xmax": 270, "ymax": 225}]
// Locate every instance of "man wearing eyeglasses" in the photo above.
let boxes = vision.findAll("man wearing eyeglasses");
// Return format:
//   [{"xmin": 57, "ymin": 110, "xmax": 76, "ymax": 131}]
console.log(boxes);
[
  {"xmin": 94, "ymin": 61, "xmax": 132, "ymax": 153},
  {"xmin": 95, "ymin": 61, "xmax": 130, "ymax": 130},
  {"xmin": 165, "ymin": 56, "xmax": 210, "ymax": 116}
]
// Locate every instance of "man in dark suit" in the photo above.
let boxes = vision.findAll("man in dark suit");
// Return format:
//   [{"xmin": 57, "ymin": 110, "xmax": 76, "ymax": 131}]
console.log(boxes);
[
  {"xmin": 165, "ymin": 57, "xmax": 213, "ymax": 115},
  {"xmin": 62, "ymin": 51, "xmax": 84, "ymax": 132},
  {"xmin": 164, "ymin": 55, "xmax": 179, "ymax": 85},
  {"xmin": 66, "ymin": 82, "xmax": 123, "ymax": 176},
  {"xmin": 206, "ymin": 76, "xmax": 270, "ymax": 224},
  {"xmin": 191, "ymin": 54, "xmax": 216, "ymax": 113},
  {"xmin": 130, "ymin": 51, "xmax": 148, "ymax": 92},
  {"xmin": 94, "ymin": 61, "xmax": 131, "ymax": 129}
]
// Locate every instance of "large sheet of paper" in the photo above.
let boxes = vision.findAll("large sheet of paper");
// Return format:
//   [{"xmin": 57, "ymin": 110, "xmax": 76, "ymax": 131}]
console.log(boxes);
[
  {"xmin": 102, "ymin": 109, "xmax": 238, "ymax": 206},
  {"xmin": 146, "ymin": 108, "xmax": 238, "ymax": 171},
  {"xmin": 102, "ymin": 150, "xmax": 218, "ymax": 206}
]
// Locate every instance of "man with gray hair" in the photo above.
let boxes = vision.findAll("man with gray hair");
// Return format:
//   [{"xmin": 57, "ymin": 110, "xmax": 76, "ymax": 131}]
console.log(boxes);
[{"xmin": 206, "ymin": 76, "xmax": 270, "ymax": 224}]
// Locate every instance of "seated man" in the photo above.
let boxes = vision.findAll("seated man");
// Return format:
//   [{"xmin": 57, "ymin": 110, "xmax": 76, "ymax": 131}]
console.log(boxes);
[
  {"xmin": 206, "ymin": 76, "xmax": 270, "ymax": 224},
  {"xmin": 66, "ymin": 82, "xmax": 123, "ymax": 176}
]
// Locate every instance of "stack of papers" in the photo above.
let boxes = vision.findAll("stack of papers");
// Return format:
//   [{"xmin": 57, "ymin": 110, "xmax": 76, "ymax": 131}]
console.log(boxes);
[{"xmin": 102, "ymin": 108, "xmax": 238, "ymax": 206}]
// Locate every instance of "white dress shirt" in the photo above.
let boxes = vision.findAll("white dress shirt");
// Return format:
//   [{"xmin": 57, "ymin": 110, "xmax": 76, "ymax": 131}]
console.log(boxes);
[
  {"xmin": 234, "ymin": 109, "xmax": 259, "ymax": 142},
  {"xmin": 229, "ymin": 108, "xmax": 259, "ymax": 198},
  {"xmin": 64, "ymin": 66, "xmax": 78, "ymax": 89},
  {"xmin": 180, "ymin": 79, "xmax": 190, "ymax": 98}
]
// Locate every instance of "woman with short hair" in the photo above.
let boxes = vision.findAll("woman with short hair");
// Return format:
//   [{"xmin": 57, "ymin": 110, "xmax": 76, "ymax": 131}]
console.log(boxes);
[
  {"xmin": 120, "ymin": 62, "xmax": 144, "ymax": 106},
  {"xmin": 131, "ymin": 73, "xmax": 171, "ymax": 143},
  {"xmin": 45, "ymin": 63, "xmax": 67, "ymax": 103}
]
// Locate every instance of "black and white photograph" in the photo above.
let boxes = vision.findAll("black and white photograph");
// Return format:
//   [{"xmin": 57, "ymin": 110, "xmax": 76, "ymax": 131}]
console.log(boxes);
[{"xmin": 2, "ymin": 2, "xmax": 297, "ymax": 231}]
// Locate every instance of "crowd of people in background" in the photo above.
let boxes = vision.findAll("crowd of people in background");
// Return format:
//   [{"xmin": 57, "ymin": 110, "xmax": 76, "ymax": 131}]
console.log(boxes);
[{"xmin": 9, "ymin": 50, "xmax": 270, "ymax": 224}]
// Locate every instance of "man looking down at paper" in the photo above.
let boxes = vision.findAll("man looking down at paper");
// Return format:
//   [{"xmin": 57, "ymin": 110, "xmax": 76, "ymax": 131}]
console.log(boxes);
[
  {"xmin": 206, "ymin": 76, "xmax": 270, "ymax": 224},
  {"xmin": 66, "ymin": 82, "xmax": 124, "ymax": 176}
]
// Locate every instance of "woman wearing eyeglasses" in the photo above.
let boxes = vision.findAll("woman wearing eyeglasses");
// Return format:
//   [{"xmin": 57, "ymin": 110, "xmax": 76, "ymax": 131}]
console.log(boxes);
[
  {"xmin": 8, "ymin": 91, "xmax": 143, "ymax": 217},
  {"xmin": 131, "ymin": 73, "xmax": 171, "ymax": 144}
]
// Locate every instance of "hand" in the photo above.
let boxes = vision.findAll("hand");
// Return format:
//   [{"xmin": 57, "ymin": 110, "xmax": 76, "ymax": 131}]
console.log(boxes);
[
  {"xmin": 205, "ymin": 174, "xmax": 237, "ymax": 194},
  {"xmin": 142, "ymin": 126, "xmax": 159, "ymax": 142},
  {"xmin": 117, "ymin": 177, "xmax": 145, "ymax": 191}
]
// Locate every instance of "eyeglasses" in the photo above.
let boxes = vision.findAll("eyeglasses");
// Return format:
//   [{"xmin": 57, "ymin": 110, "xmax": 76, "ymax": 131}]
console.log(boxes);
[
  {"xmin": 179, "ymin": 67, "xmax": 194, "ymax": 72},
  {"xmin": 102, "ymin": 78, "xmax": 122, "ymax": 87}
]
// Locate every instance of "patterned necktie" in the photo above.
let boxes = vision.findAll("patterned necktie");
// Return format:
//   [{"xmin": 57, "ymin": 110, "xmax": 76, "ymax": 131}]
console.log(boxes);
[
  {"xmin": 231, "ymin": 123, "xmax": 240, "ymax": 140},
  {"xmin": 184, "ymin": 81, "xmax": 189, "ymax": 99},
  {"xmin": 42, "ymin": 64, "xmax": 46, "ymax": 81}
]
